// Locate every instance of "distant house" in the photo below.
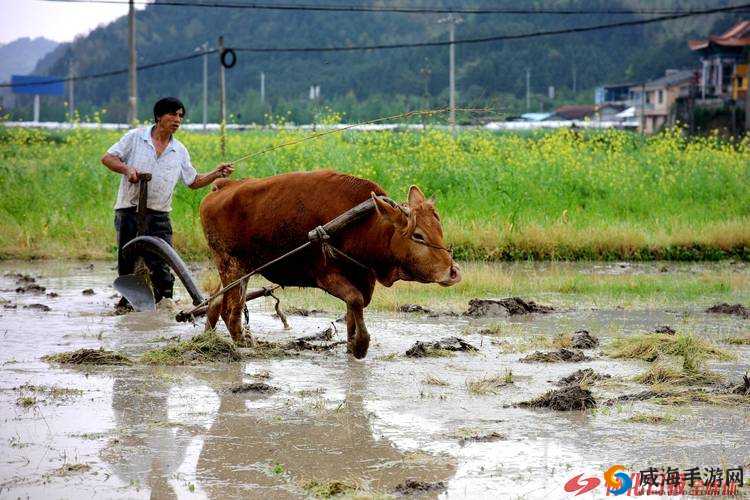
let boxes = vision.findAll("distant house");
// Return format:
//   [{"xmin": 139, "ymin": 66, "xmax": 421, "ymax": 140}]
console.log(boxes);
[
  {"xmin": 519, "ymin": 112, "xmax": 552, "ymax": 122},
  {"xmin": 629, "ymin": 70, "xmax": 696, "ymax": 133},
  {"xmin": 547, "ymin": 105, "xmax": 597, "ymax": 121},
  {"xmin": 595, "ymin": 83, "xmax": 639, "ymax": 105},
  {"xmin": 689, "ymin": 20, "xmax": 750, "ymax": 101}
]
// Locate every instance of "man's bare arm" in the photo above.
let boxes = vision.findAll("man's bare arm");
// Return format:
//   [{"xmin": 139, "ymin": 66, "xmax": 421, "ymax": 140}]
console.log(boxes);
[
  {"xmin": 101, "ymin": 154, "xmax": 139, "ymax": 183},
  {"xmin": 189, "ymin": 163, "xmax": 234, "ymax": 189}
]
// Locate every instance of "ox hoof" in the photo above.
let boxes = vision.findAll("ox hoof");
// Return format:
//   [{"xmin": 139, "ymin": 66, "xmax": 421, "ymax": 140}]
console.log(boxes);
[{"xmin": 348, "ymin": 336, "xmax": 370, "ymax": 359}]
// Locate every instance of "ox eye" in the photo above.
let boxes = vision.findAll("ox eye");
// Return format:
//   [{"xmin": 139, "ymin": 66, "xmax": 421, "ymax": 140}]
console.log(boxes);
[{"xmin": 413, "ymin": 233, "xmax": 425, "ymax": 242}]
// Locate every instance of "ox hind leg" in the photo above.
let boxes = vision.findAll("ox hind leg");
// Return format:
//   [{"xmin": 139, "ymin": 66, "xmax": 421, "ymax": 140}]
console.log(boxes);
[
  {"xmin": 215, "ymin": 256, "xmax": 252, "ymax": 344},
  {"xmin": 317, "ymin": 273, "xmax": 373, "ymax": 359}
]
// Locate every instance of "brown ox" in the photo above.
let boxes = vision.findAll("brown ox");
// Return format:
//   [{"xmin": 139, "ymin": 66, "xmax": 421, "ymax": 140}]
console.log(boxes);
[{"xmin": 200, "ymin": 170, "xmax": 461, "ymax": 358}]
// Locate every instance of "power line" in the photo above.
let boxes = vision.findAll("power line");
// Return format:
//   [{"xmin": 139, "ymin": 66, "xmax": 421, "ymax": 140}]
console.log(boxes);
[
  {"xmin": 2, "ymin": 2, "xmax": 748, "ymax": 89},
  {"xmin": 230, "ymin": 3, "xmax": 750, "ymax": 52},
  {"xmin": 0, "ymin": 50, "xmax": 216, "ymax": 89},
  {"xmin": 36, "ymin": 0, "xmax": 750, "ymax": 16}
]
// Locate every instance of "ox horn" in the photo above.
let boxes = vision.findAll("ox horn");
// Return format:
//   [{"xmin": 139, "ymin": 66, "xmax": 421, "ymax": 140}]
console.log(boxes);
[{"xmin": 121, "ymin": 236, "xmax": 206, "ymax": 306}]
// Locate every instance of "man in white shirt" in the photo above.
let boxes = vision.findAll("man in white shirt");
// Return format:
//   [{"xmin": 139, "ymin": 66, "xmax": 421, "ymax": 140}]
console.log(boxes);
[{"xmin": 101, "ymin": 97, "xmax": 233, "ymax": 310}]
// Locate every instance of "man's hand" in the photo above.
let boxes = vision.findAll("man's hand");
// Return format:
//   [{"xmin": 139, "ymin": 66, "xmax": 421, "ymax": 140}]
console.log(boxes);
[
  {"xmin": 215, "ymin": 163, "xmax": 234, "ymax": 179},
  {"xmin": 126, "ymin": 166, "xmax": 139, "ymax": 183}
]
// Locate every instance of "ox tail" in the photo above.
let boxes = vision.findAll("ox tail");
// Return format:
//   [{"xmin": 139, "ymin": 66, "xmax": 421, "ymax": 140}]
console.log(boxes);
[
  {"xmin": 211, "ymin": 178, "xmax": 233, "ymax": 191},
  {"xmin": 122, "ymin": 236, "xmax": 205, "ymax": 306}
]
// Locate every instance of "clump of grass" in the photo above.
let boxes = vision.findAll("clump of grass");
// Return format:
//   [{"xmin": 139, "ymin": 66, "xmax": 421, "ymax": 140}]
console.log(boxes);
[
  {"xmin": 301, "ymin": 480, "xmax": 357, "ymax": 499},
  {"xmin": 626, "ymin": 413, "xmax": 676, "ymax": 424},
  {"xmin": 43, "ymin": 348, "xmax": 132, "ymax": 365},
  {"xmin": 140, "ymin": 330, "xmax": 240, "ymax": 365},
  {"xmin": 633, "ymin": 362, "xmax": 723, "ymax": 386},
  {"xmin": 466, "ymin": 371, "xmax": 513, "ymax": 395},
  {"xmin": 16, "ymin": 396, "xmax": 37, "ymax": 407},
  {"xmin": 423, "ymin": 375, "xmax": 449, "ymax": 386},
  {"xmin": 651, "ymin": 391, "xmax": 750, "ymax": 407},
  {"xmin": 376, "ymin": 353, "xmax": 398, "ymax": 361},
  {"xmin": 476, "ymin": 323, "xmax": 504, "ymax": 335},
  {"xmin": 725, "ymin": 335, "xmax": 750, "ymax": 345},
  {"xmin": 607, "ymin": 332, "xmax": 733, "ymax": 369}
]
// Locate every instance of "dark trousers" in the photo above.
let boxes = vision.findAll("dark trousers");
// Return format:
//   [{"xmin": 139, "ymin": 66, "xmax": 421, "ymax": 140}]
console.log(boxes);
[{"xmin": 115, "ymin": 208, "xmax": 175, "ymax": 303}]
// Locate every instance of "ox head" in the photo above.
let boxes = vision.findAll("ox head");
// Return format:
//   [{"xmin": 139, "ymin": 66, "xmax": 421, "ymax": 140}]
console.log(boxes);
[{"xmin": 371, "ymin": 186, "xmax": 461, "ymax": 287}]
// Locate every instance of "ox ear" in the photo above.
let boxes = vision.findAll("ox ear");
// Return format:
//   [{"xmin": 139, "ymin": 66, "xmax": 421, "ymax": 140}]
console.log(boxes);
[
  {"xmin": 408, "ymin": 185, "xmax": 426, "ymax": 207},
  {"xmin": 372, "ymin": 192, "xmax": 405, "ymax": 226}
]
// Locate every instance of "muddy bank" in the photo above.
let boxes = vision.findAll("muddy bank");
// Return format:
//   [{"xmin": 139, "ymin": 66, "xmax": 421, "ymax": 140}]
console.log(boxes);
[{"xmin": 2, "ymin": 260, "xmax": 750, "ymax": 498}]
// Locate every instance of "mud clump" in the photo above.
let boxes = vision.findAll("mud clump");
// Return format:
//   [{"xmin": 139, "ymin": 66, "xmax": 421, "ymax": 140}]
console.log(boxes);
[
  {"xmin": 405, "ymin": 336, "xmax": 478, "ymax": 358},
  {"xmin": 229, "ymin": 382, "xmax": 278, "ymax": 394},
  {"xmin": 82, "ymin": 288, "xmax": 95, "ymax": 295},
  {"xmin": 519, "ymin": 385, "xmax": 596, "ymax": 411},
  {"xmin": 46, "ymin": 292, "xmax": 59, "ymax": 298},
  {"xmin": 464, "ymin": 297, "xmax": 553, "ymax": 318},
  {"xmin": 16, "ymin": 284, "xmax": 46, "ymax": 294},
  {"xmin": 141, "ymin": 331, "xmax": 241, "ymax": 365},
  {"xmin": 393, "ymin": 478, "xmax": 446, "ymax": 496},
  {"xmin": 24, "ymin": 303, "xmax": 51, "ymax": 312},
  {"xmin": 43, "ymin": 348, "xmax": 132, "ymax": 365},
  {"xmin": 7, "ymin": 273, "xmax": 36, "ymax": 284},
  {"xmin": 458, "ymin": 431, "xmax": 506, "ymax": 446},
  {"xmin": 285, "ymin": 306, "xmax": 326, "ymax": 317},
  {"xmin": 556, "ymin": 368, "xmax": 611, "ymax": 386},
  {"xmin": 398, "ymin": 304, "xmax": 432, "ymax": 314},
  {"xmin": 54, "ymin": 463, "xmax": 91, "ymax": 476},
  {"xmin": 706, "ymin": 303, "xmax": 750, "ymax": 319},
  {"xmin": 520, "ymin": 348, "xmax": 591, "ymax": 363},
  {"xmin": 653, "ymin": 326, "xmax": 676, "ymax": 335},
  {"xmin": 570, "ymin": 330, "xmax": 599, "ymax": 349}
]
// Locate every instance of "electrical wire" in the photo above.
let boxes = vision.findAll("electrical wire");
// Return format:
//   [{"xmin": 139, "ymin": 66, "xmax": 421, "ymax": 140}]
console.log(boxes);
[
  {"xmin": 2, "ymin": 2, "xmax": 747, "ymax": 89},
  {"xmin": 36, "ymin": 0, "xmax": 750, "ymax": 16}
]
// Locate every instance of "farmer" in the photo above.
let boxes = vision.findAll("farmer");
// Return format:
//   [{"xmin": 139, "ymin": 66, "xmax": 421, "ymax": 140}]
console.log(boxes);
[{"xmin": 101, "ymin": 97, "xmax": 233, "ymax": 310}]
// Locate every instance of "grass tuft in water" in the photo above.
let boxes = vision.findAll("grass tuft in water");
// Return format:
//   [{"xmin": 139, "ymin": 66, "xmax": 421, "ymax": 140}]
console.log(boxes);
[
  {"xmin": 606, "ymin": 332, "xmax": 732, "ymax": 369},
  {"xmin": 633, "ymin": 361, "xmax": 723, "ymax": 386},
  {"xmin": 626, "ymin": 413, "xmax": 676, "ymax": 424},
  {"xmin": 301, "ymin": 480, "xmax": 357, "ymax": 498},
  {"xmin": 466, "ymin": 371, "xmax": 513, "ymax": 395},
  {"xmin": 42, "ymin": 348, "xmax": 132, "ymax": 365},
  {"xmin": 140, "ymin": 330, "xmax": 240, "ymax": 365}
]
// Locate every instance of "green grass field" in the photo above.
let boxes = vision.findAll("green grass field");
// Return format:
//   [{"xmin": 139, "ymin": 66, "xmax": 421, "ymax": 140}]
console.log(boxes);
[{"xmin": 0, "ymin": 125, "xmax": 748, "ymax": 261}]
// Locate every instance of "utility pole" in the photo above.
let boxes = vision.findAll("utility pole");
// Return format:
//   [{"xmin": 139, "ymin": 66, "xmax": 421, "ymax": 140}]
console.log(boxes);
[
  {"xmin": 260, "ymin": 71, "xmax": 265, "ymax": 104},
  {"xmin": 438, "ymin": 14, "xmax": 462, "ymax": 136},
  {"xmin": 640, "ymin": 83, "xmax": 646, "ymax": 134},
  {"xmin": 526, "ymin": 68, "xmax": 531, "ymax": 111},
  {"xmin": 128, "ymin": 0, "xmax": 137, "ymax": 125},
  {"xmin": 202, "ymin": 42, "xmax": 208, "ymax": 131},
  {"xmin": 219, "ymin": 36, "xmax": 227, "ymax": 158},
  {"xmin": 68, "ymin": 63, "xmax": 75, "ymax": 120}
]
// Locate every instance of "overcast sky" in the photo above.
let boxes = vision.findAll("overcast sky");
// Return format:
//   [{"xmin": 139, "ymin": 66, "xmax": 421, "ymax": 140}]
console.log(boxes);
[{"xmin": 0, "ymin": 0, "xmax": 147, "ymax": 45}]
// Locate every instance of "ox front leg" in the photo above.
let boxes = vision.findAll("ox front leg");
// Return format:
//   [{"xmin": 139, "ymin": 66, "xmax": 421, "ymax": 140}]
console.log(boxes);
[{"xmin": 317, "ymin": 274, "xmax": 370, "ymax": 359}]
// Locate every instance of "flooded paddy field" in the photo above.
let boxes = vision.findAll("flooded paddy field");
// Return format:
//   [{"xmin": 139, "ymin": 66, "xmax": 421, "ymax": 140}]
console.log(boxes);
[{"xmin": 0, "ymin": 260, "xmax": 748, "ymax": 499}]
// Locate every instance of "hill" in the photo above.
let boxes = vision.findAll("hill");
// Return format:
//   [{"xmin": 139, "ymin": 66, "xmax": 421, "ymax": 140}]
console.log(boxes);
[
  {"xmin": 0, "ymin": 37, "xmax": 59, "ymax": 82},
  {"xmin": 24, "ymin": 0, "xmax": 748, "ymax": 123}
]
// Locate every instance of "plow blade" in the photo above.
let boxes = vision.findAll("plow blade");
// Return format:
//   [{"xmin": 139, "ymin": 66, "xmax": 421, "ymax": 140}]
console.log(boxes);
[
  {"xmin": 113, "ymin": 273, "xmax": 156, "ymax": 312},
  {"xmin": 119, "ymin": 235, "xmax": 207, "ymax": 307}
]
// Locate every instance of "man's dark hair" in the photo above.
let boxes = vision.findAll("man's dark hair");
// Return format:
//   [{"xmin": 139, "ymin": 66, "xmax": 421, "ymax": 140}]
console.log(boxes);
[{"xmin": 153, "ymin": 97, "xmax": 186, "ymax": 123}]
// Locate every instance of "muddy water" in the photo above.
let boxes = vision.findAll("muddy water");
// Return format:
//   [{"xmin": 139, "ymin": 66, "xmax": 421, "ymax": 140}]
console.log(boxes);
[{"xmin": 0, "ymin": 261, "xmax": 748, "ymax": 499}]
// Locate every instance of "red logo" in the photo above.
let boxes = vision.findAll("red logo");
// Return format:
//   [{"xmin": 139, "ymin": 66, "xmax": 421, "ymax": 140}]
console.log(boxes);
[{"xmin": 564, "ymin": 474, "xmax": 602, "ymax": 496}]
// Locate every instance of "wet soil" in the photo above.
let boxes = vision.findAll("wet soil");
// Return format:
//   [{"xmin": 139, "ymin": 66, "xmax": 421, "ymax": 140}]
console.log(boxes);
[
  {"xmin": 520, "ymin": 348, "xmax": 592, "ymax": 363},
  {"xmin": 1, "ymin": 260, "xmax": 749, "ymax": 498},
  {"xmin": 706, "ymin": 302, "xmax": 750, "ymax": 318},
  {"xmin": 464, "ymin": 297, "xmax": 554, "ymax": 317}
]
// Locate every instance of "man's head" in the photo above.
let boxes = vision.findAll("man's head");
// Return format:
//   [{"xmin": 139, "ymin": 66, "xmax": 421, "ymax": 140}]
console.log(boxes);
[{"xmin": 153, "ymin": 97, "xmax": 186, "ymax": 131}]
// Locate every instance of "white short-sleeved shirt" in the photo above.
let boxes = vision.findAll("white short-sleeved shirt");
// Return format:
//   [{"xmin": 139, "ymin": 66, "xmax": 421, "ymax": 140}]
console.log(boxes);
[{"xmin": 107, "ymin": 126, "xmax": 198, "ymax": 212}]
